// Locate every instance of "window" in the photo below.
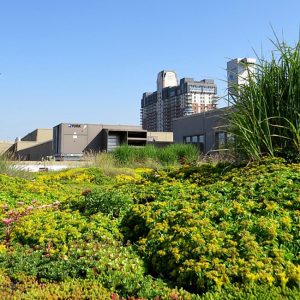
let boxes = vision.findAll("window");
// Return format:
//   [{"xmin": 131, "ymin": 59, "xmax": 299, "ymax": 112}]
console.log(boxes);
[
  {"xmin": 199, "ymin": 135, "xmax": 204, "ymax": 144},
  {"xmin": 215, "ymin": 132, "xmax": 227, "ymax": 149},
  {"xmin": 192, "ymin": 136, "xmax": 198, "ymax": 143},
  {"xmin": 184, "ymin": 134, "xmax": 205, "ymax": 152}
]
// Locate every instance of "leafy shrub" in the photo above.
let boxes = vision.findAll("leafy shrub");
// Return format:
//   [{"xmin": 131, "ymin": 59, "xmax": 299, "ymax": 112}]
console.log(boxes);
[
  {"xmin": 201, "ymin": 284, "xmax": 300, "ymax": 300},
  {"xmin": 88, "ymin": 167, "xmax": 111, "ymax": 184},
  {"xmin": 1, "ymin": 207, "xmax": 201, "ymax": 299},
  {"xmin": 122, "ymin": 159, "xmax": 300, "ymax": 293},
  {"xmin": 1, "ymin": 267, "xmax": 299, "ymax": 300},
  {"xmin": 167, "ymin": 161, "xmax": 237, "ymax": 186},
  {"xmin": 36, "ymin": 168, "xmax": 92, "ymax": 184},
  {"xmin": 0, "ymin": 270, "xmax": 113, "ymax": 299},
  {"xmin": 68, "ymin": 187, "xmax": 133, "ymax": 218},
  {"xmin": 1, "ymin": 155, "xmax": 300, "ymax": 298},
  {"xmin": 9, "ymin": 210, "xmax": 122, "ymax": 251},
  {"xmin": 0, "ymin": 173, "xmax": 75, "ymax": 209}
]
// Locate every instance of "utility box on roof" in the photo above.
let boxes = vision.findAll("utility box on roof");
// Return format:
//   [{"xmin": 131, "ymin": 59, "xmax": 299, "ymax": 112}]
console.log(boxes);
[{"xmin": 53, "ymin": 123, "xmax": 147, "ymax": 160}]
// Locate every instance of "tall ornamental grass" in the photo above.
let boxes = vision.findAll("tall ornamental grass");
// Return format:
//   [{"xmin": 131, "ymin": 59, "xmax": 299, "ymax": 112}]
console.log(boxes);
[
  {"xmin": 228, "ymin": 38, "xmax": 300, "ymax": 160},
  {"xmin": 112, "ymin": 144, "xmax": 199, "ymax": 166},
  {"xmin": 0, "ymin": 153, "xmax": 33, "ymax": 179}
]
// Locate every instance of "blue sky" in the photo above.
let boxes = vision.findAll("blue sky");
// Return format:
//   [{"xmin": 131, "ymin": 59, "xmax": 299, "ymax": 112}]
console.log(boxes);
[{"xmin": 0, "ymin": 0, "xmax": 299, "ymax": 140}]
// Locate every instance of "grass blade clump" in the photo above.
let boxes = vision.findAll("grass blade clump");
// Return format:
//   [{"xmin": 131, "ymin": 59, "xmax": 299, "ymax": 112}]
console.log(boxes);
[
  {"xmin": 0, "ymin": 153, "xmax": 33, "ymax": 179},
  {"xmin": 228, "ymin": 37, "xmax": 300, "ymax": 160},
  {"xmin": 112, "ymin": 144, "xmax": 199, "ymax": 167}
]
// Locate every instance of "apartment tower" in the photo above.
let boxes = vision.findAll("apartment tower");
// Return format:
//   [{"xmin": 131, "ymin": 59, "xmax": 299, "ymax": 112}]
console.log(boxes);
[{"xmin": 141, "ymin": 70, "xmax": 218, "ymax": 132}]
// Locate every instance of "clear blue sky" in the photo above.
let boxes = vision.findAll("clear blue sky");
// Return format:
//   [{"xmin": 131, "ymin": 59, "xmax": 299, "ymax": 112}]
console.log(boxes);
[{"xmin": 0, "ymin": 0, "xmax": 299, "ymax": 140}]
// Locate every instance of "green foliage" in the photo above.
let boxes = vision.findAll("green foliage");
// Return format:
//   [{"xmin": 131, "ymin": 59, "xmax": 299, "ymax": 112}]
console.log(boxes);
[
  {"xmin": 70, "ymin": 187, "xmax": 133, "ymax": 217},
  {"xmin": 0, "ymin": 154, "xmax": 33, "ymax": 180},
  {"xmin": 36, "ymin": 167, "xmax": 111, "ymax": 185},
  {"xmin": 88, "ymin": 166, "xmax": 114, "ymax": 184},
  {"xmin": 229, "ymin": 38, "xmax": 300, "ymax": 160},
  {"xmin": 159, "ymin": 143, "xmax": 199, "ymax": 165},
  {"xmin": 201, "ymin": 284, "xmax": 300, "ymax": 300},
  {"xmin": 0, "ymin": 173, "xmax": 74, "ymax": 210},
  {"xmin": 1, "ymin": 157, "xmax": 300, "ymax": 298},
  {"xmin": 0, "ymin": 205, "xmax": 197, "ymax": 299},
  {"xmin": 0, "ymin": 270, "xmax": 112, "ymax": 299},
  {"xmin": 112, "ymin": 144, "xmax": 199, "ymax": 167},
  {"xmin": 122, "ymin": 158, "xmax": 300, "ymax": 293},
  {"xmin": 167, "ymin": 161, "xmax": 238, "ymax": 186}
]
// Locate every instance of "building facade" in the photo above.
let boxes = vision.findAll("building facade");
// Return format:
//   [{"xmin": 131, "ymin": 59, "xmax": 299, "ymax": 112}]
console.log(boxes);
[
  {"xmin": 53, "ymin": 123, "xmax": 148, "ymax": 160},
  {"xmin": 6, "ymin": 128, "xmax": 53, "ymax": 160},
  {"xmin": 141, "ymin": 70, "xmax": 218, "ymax": 132},
  {"xmin": 173, "ymin": 108, "xmax": 230, "ymax": 154},
  {"xmin": 227, "ymin": 58, "xmax": 256, "ymax": 98},
  {"xmin": 0, "ymin": 141, "xmax": 13, "ymax": 154},
  {"xmin": 6, "ymin": 124, "xmax": 173, "ymax": 161}
]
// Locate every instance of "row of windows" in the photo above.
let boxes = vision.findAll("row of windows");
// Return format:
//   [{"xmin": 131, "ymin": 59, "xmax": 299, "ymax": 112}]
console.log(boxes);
[
  {"xmin": 184, "ymin": 135, "xmax": 205, "ymax": 152},
  {"xmin": 184, "ymin": 135, "xmax": 205, "ymax": 144},
  {"xmin": 184, "ymin": 132, "xmax": 231, "ymax": 152},
  {"xmin": 193, "ymin": 100, "xmax": 213, "ymax": 103}
]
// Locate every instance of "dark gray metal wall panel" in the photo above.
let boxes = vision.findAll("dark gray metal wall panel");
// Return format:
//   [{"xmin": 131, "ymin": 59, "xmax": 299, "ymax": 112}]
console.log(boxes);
[
  {"xmin": 53, "ymin": 126, "xmax": 58, "ymax": 155},
  {"xmin": 173, "ymin": 108, "xmax": 229, "ymax": 153},
  {"xmin": 99, "ymin": 130, "xmax": 108, "ymax": 152},
  {"xmin": 21, "ymin": 130, "xmax": 38, "ymax": 141},
  {"xmin": 16, "ymin": 140, "xmax": 52, "ymax": 161}
]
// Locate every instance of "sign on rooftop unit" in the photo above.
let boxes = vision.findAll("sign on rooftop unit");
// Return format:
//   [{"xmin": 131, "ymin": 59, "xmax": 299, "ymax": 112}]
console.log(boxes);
[{"xmin": 68, "ymin": 124, "xmax": 81, "ymax": 128}]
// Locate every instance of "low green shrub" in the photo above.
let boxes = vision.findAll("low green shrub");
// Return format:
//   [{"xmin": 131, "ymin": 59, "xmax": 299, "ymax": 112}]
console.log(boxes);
[
  {"xmin": 201, "ymin": 284, "xmax": 300, "ymax": 300},
  {"xmin": 1, "ymin": 206, "xmax": 200, "ymax": 299},
  {"xmin": 121, "ymin": 159, "xmax": 300, "ymax": 293},
  {"xmin": 0, "ymin": 270, "xmax": 113, "ymax": 299},
  {"xmin": 0, "ymin": 173, "xmax": 75, "ymax": 210},
  {"xmin": 1, "ymin": 155, "xmax": 300, "ymax": 298},
  {"xmin": 73, "ymin": 187, "xmax": 134, "ymax": 217},
  {"xmin": 36, "ymin": 167, "xmax": 111, "ymax": 185},
  {"xmin": 8, "ymin": 210, "xmax": 122, "ymax": 251}
]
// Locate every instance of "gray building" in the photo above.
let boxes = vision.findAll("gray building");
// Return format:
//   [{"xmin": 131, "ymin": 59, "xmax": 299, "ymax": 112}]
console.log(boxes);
[
  {"xmin": 0, "ymin": 141, "xmax": 14, "ymax": 155},
  {"xmin": 173, "ymin": 107, "xmax": 230, "ymax": 154},
  {"xmin": 141, "ymin": 71, "xmax": 218, "ymax": 132},
  {"xmin": 6, "ymin": 123, "xmax": 173, "ymax": 161},
  {"xmin": 53, "ymin": 123, "xmax": 147, "ymax": 160},
  {"xmin": 6, "ymin": 129, "xmax": 53, "ymax": 160}
]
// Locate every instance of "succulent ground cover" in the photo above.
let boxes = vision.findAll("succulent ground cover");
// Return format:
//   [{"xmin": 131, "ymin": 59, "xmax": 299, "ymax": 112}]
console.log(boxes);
[{"xmin": 0, "ymin": 159, "xmax": 299, "ymax": 299}]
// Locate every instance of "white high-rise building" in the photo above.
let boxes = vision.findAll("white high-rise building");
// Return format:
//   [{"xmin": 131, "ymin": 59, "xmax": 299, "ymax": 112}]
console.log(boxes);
[
  {"xmin": 227, "ymin": 58, "xmax": 256, "ymax": 97},
  {"xmin": 156, "ymin": 70, "xmax": 178, "ymax": 93},
  {"xmin": 156, "ymin": 71, "xmax": 178, "ymax": 131}
]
